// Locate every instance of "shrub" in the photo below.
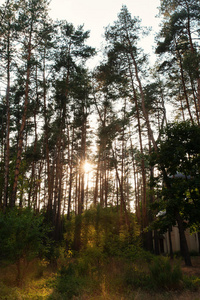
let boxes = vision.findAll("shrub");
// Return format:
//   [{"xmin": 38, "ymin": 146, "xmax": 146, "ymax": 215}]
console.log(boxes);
[
  {"xmin": 76, "ymin": 246, "xmax": 105, "ymax": 277},
  {"xmin": 124, "ymin": 265, "xmax": 149, "ymax": 288},
  {"xmin": 55, "ymin": 271, "xmax": 83, "ymax": 299},
  {"xmin": 0, "ymin": 208, "xmax": 51, "ymax": 285},
  {"xmin": 149, "ymin": 256, "xmax": 183, "ymax": 290}
]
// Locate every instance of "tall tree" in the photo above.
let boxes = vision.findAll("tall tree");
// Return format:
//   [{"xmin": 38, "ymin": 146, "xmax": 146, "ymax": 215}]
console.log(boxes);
[
  {"xmin": 151, "ymin": 121, "xmax": 200, "ymax": 266},
  {"xmin": 0, "ymin": 0, "xmax": 17, "ymax": 207},
  {"xmin": 10, "ymin": 0, "xmax": 50, "ymax": 206},
  {"xmin": 100, "ymin": 6, "xmax": 161, "ymax": 239},
  {"xmin": 51, "ymin": 21, "xmax": 95, "ymax": 240},
  {"xmin": 156, "ymin": 0, "xmax": 200, "ymax": 123}
]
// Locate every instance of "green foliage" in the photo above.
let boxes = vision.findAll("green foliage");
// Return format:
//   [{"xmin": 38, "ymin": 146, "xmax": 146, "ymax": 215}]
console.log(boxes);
[
  {"xmin": 64, "ymin": 205, "xmax": 140, "ymax": 256},
  {"xmin": 124, "ymin": 256, "xmax": 185, "ymax": 291},
  {"xmin": 52, "ymin": 246, "xmax": 105, "ymax": 299},
  {"xmin": 124, "ymin": 265, "xmax": 149, "ymax": 289},
  {"xmin": 151, "ymin": 121, "xmax": 200, "ymax": 233},
  {"xmin": 76, "ymin": 246, "xmax": 105, "ymax": 277},
  {"xmin": 0, "ymin": 208, "xmax": 51, "ymax": 284},
  {"xmin": 54, "ymin": 268, "xmax": 84, "ymax": 300},
  {"xmin": 49, "ymin": 205, "xmax": 145, "ymax": 299},
  {"xmin": 149, "ymin": 256, "xmax": 183, "ymax": 290},
  {"xmin": 0, "ymin": 281, "xmax": 19, "ymax": 300},
  {"xmin": 183, "ymin": 275, "xmax": 200, "ymax": 291}
]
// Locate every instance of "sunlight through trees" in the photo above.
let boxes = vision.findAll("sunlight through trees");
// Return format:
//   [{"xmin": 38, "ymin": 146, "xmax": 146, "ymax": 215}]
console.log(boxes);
[{"xmin": 0, "ymin": 0, "xmax": 200, "ymax": 268}]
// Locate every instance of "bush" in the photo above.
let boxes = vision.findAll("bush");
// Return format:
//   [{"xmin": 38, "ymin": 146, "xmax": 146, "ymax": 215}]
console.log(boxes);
[
  {"xmin": 55, "ymin": 271, "xmax": 84, "ymax": 299},
  {"xmin": 76, "ymin": 246, "xmax": 105, "ymax": 277},
  {"xmin": 149, "ymin": 256, "xmax": 183, "ymax": 290},
  {"xmin": 64, "ymin": 206, "xmax": 141, "ymax": 255},
  {"xmin": 124, "ymin": 265, "xmax": 149, "ymax": 288},
  {"xmin": 0, "ymin": 208, "xmax": 51, "ymax": 285}
]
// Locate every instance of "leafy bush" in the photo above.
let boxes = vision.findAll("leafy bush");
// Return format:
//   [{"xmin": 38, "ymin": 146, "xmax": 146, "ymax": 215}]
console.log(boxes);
[
  {"xmin": 64, "ymin": 205, "xmax": 141, "ymax": 257},
  {"xmin": 124, "ymin": 265, "xmax": 149, "ymax": 288},
  {"xmin": 149, "ymin": 256, "xmax": 183, "ymax": 290},
  {"xmin": 76, "ymin": 246, "xmax": 105, "ymax": 277},
  {"xmin": 55, "ymin": 270, "xmax": 84, "ymax": 299},
  {"xmin": 0, "ymin": 208, "xmax": 51, "ymax": 285}
]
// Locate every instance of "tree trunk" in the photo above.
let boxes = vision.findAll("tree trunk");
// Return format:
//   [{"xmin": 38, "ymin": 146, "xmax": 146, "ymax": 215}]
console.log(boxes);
[
  {"xmin": 43, "ymin": 50, "xmax": 53, "ymax": 216},
  {"xmin": 113, "ymin": 148, "xmax": 130, "ymax": 228},
  {"xmin": 93, "ymin": 156, "xmax": 100, "ymax": 206},
  {"xmin": 128, "ymin": 60, "xmax": 147, "ymax": 228},
  {"xmin": 4, "ymin": 27, "xmax": 11, "ymax": 208},
  {"xmin": 175, "ymin": 210, "xmax": 192, "ymax": 266},
  {"xmin": 198, "ymin": 232, "xmax": 200, "ymax": 254},
  {"xmin": 153, "ymin": 230, "xmax": 160, "ymax": 255},
  {"xmin": 176, "ymin": 44, "xmax": 194, "ymax": 124},
  {"xmin": 168, "ymin": 227, "xmax": 174, "ymax": 259},
  {"xmin": 67, "ymin": 126, "xmax": 74, "ymax": 220},
  {"xmin": 11, "ymin": 25, "xmax": 33, "ymax": 206}
]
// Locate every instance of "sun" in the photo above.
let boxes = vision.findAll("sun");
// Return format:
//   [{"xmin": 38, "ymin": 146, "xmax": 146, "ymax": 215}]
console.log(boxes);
[{"xmin": 83, "ymin": 161, "xmax": 93, "ymax": 173}]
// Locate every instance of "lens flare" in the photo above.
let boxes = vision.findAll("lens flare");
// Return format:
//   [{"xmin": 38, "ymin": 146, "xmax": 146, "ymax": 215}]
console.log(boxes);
[{"xmin": 83, "ymin": 161, "xmax": 93, "ymax": 173}]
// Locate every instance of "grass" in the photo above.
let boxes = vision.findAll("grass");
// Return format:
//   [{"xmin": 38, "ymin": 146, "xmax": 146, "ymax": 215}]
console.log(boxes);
[{"xmin": 0, "ymin": 255, "xmax": 200, "ymax": 300}]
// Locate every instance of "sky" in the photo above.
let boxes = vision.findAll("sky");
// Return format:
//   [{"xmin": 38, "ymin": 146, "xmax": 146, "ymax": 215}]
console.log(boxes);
[
  {"xmin": 48, "ymin": 0, "xmax": 161, "ymax": 67},
  {"xmin": 0, "ymin": 0, "xmax": 162, "ymax": 66}
]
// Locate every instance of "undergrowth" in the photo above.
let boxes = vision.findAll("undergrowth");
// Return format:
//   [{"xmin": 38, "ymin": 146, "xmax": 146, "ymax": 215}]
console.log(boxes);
[
  {"xmin": 0, "ymin": 207, "xmax": 199, "ymax": 299},
  {"xmin": 0, "ymin": 252, "xmax": 200, "ymax": 299}
]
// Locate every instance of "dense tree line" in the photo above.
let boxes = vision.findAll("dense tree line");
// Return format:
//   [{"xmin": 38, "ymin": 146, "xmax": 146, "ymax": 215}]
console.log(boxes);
[{"xmin": 0, "ymin": 0, "xmax": 200, "ymax": 266}]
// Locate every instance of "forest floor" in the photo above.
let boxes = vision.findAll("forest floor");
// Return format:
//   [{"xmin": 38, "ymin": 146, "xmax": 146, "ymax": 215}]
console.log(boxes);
[{"xmin": 0, "ymin": 256, "xmax": 200, "ymax": 300}]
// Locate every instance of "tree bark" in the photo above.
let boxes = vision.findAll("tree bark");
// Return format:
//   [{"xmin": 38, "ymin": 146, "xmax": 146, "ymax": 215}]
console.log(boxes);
[{"xmin": 4, "ymin": 27, "xmax": 11, "ymax": 208}]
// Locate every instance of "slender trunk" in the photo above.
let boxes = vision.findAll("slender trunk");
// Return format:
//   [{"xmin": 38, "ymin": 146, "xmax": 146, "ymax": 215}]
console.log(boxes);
[
  {"xmin": 146, "ymin": 141, "xmax": 154, "ymax": 252},
  {"xmin": 128, "ymin": 47, "xmax": 157, "ymax": 150},
  {"xmin": 43, "ymin": 50, "xmax": 52, "ymax": 215},
  {"xmin": 128, "ymin": 60, "xmax": 147, "ymax": 228},
  {"xmin": 67, "ymin": 166, "xmax": 73, "ymax": 219},
  {"xmin": 79, "ymin": 108, "xmax": 86, "ymax": 214},
  {"xmin": 54, "ymin": 135, "xmax": 63, "ymax": 240},
  {"xmin": 116, "ymin": 178, "xmax": 119, "ymax": 207},
  {"xmin": 79, "ymin": 172, "xmax": 84, "ymax": 215},
  {"xmin": 197, "ymin": 79, "xmax": 200, "ymax": 119},
  {"xmin": 131, "ymin": 145, "xmax": 140, "ymax": 222},
  {"xmin": 53, "ymin": 150, "xmax": 59, "ymax": 219},
  {"xmin": 28, "ymin": 65, "xmax": 39, "ymax": 207},
  {"xmin": 154, "ymin": 230, "xmax": 160, "ymax": 255},
  {"xmin": 176, "ymin": 44, "xmax": 194, "ymax": 124},
  {"xmin": 100, "ymin": 171, "xmax": 104, "ymax": 207},
  {"xmin": 112, "ymin": 148, "xmax": 130, "ymax": 228},
  {"xmin": 11, "ymin": 29, "xmax": 32, "ymax": 207},
  {"xmin": 179, "ymin": 91, "xmax": 186, "ymax": 121},
  {"xmin": 198, "ymin": 232, "xmax": 200, "ymax": 254},
  {"xmin": 4, "ymin": 27, "xmax": 11, "ymax": 208},
  {"xmin": 168, "ymin": 227, "xmax": 173, "ymax": 259},
  {"xmin": 175, "ymin": 211, "xmax": 192, "ymax": 266},
  {"xmin": 190, "ymin": 79, "xmax": 200, "ymax": 125},
  {"xmin": 160, "ymin": 83, "xmax": 168, "ymax": 127},
  {"xmin": 93, "ymin": 155, "xmax": 100, "ymax": 206},
  {"xmin": 104, "ymin": 168, "xmax": 108, "ymax": 207},
  {"xmin": 67, "ymin": 126, "xmax": 74, "ymax": 219},
  {"xmin": 34, "ymin": 161, "xmax": 43, "ymax": 211}
]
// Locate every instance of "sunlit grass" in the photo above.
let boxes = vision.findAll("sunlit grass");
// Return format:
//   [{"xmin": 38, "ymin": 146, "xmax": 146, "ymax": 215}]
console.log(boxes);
[
  {"xmin": 1, "ymin": 256, "xmax": 200, "ymax": 300},
  {"xmin": 0, "ymin": 276, "xmax": 55, "ymax": 299},
  {"xmin": 0, "ymin": 260, "xmax": 57, "ymax": 300}
]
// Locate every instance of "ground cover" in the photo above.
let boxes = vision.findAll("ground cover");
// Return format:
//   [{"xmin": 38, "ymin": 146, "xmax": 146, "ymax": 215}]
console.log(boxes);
[{"xmin": 0, "ymin": 255, "xmax": 200, "ymax": 299}]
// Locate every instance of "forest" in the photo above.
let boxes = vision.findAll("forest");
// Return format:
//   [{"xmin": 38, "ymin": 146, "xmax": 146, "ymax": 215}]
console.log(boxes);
[{"xmin": 0, "ymin": 0, "xmax": 200, "ymax": 299}]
